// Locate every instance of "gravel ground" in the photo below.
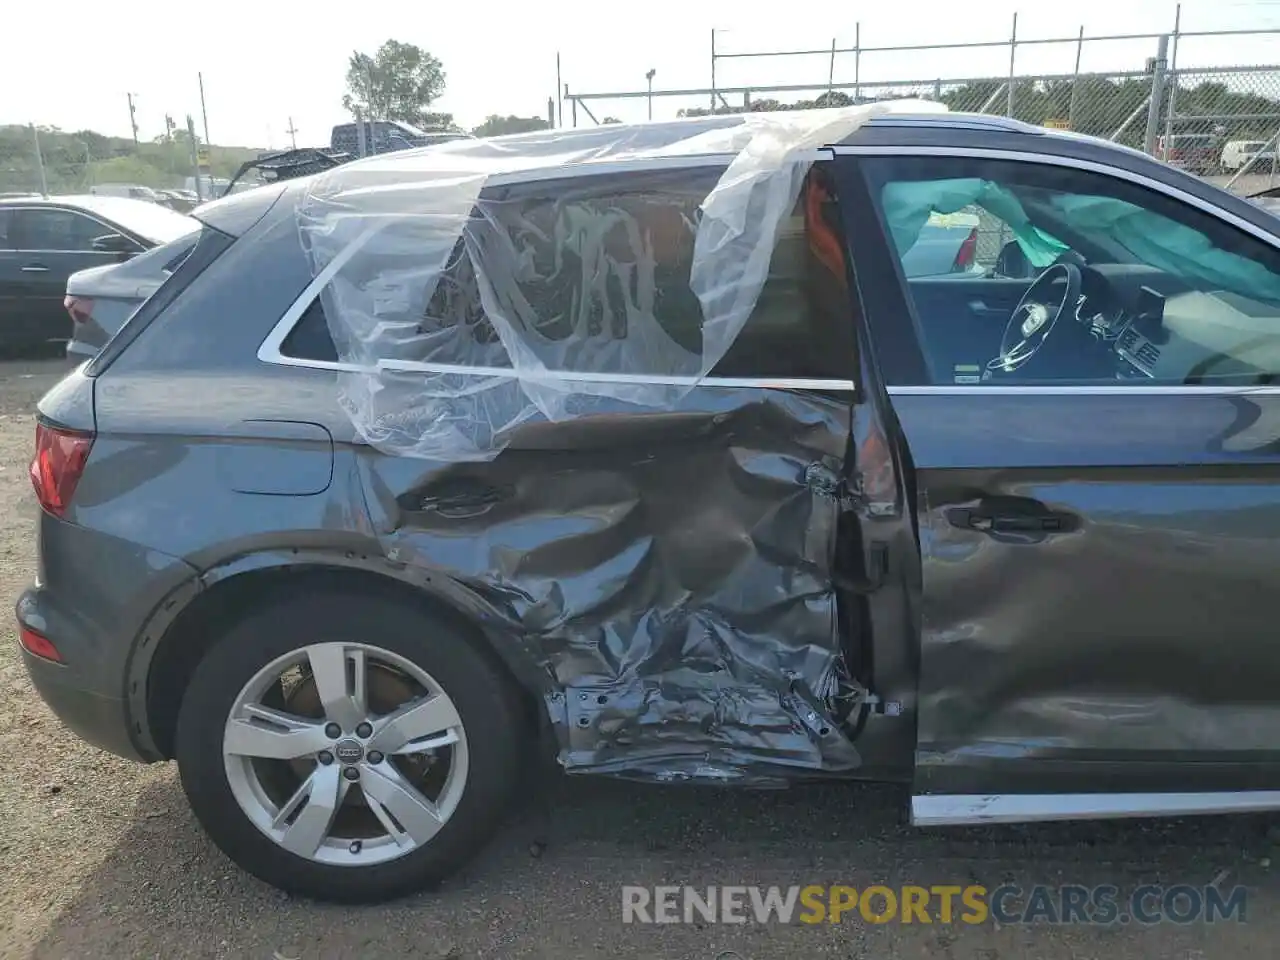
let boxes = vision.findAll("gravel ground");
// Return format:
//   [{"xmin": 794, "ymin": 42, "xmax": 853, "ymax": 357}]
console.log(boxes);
[{"xmin": 0, "ymin": 358, "xmax": 1277, "ymax": 959}]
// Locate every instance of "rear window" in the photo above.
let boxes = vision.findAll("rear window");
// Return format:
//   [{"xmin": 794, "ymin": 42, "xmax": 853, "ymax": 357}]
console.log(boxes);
[
  {"xmin": 279, "ymin": 165, "xmax": 859, "ymax": 383},
  {"xmin": 76, "ymin": 197, "xmax": 199, "ymax": 245},
  {"xmin": 109, "ymin": 227, "xmax": 200, "ymax": 276}
]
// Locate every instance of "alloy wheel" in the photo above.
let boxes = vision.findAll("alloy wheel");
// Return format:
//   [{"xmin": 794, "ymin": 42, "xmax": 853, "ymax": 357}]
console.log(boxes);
[{"xmin": 221, "ymin": 641, "xmax": 469, "ymax": 867}]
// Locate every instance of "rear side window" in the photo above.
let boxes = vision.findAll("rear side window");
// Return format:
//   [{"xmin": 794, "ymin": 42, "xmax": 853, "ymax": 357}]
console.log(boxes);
[
  {"xmin": 13, "ymin": 209, "xmax": 119, "ymax": 252},
  {"xmin": 280, "ymin": 163, "xmax": 858, "ymax": 382}
]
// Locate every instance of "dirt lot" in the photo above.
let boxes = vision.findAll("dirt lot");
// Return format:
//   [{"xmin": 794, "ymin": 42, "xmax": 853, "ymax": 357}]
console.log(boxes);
[{"xmin": 0, "ymin": 359, "xmax": 1278, "ymax": 959}]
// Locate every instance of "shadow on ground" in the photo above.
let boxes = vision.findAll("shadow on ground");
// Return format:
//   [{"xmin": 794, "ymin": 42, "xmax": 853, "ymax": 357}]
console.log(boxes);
[{"xmin": 28, "ymin": 772, "xmax": 1280, "ymax": 960}]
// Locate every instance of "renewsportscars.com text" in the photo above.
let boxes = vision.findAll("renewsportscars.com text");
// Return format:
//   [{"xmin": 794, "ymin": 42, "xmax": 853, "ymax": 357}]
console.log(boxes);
[{"xmin": 621, "ymin": 884, "xmax": 1248, "ymax": 926}]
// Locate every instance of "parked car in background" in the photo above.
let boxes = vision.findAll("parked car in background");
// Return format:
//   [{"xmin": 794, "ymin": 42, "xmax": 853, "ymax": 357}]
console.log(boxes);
[
  {"xmin": 900, "ymin": 211, "xmax": 983, "ymax": 277},
  {"xmin": 19, "ymin": 112, "xmax": 1280, "ymax": 906},
  {"xmin": 1157, "ymin": 133, "xmax": 1221, "ymax": 174},
  {"xmin": 89, "ymin": 183, "xmax": 163, "ymax": 204},
  {"xmin": 1221, "ymin": 139, "xmax": 1278, "ymax": 172},
  {"xmin": 0, "ymin": 195, "xmax": 198, "ymax": 353},
  {"xmin": 155, "ymin": 189, "xmax": 197, "ymax": 213},
  {"xmin": 64, "ymin": 223, "xmax": 200, "ymax": 359},
  {"xmin": 330, "ymin": 120, "xmax": 473, "ymax": 157}
]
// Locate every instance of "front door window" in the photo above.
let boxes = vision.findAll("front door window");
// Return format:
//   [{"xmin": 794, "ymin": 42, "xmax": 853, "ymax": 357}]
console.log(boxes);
[{"xmin": 861, "ymin": 156, "xmax": 1280, "ymax": 387}]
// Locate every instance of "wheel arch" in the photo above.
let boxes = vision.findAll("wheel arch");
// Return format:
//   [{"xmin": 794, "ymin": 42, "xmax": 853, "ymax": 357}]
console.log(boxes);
[{"xmin": 131, "ymin": 552, "xmax": 551, "ymax": 760}]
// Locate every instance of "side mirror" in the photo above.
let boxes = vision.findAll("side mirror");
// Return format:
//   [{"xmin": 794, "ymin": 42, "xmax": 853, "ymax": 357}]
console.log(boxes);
[
  {"xmin": 92, "ymin": 233, "xmax": 139, "ymax": 261},
  {"xmin": 91, "ymin": 233, "xmax": 136, "ymax": 254},
  {"xmin": 994, "ymin": 240, "xmax": 1033, "ymax": 279}
]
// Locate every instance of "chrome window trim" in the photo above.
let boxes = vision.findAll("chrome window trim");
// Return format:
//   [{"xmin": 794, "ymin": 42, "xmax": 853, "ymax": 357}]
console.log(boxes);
[
  {"xmin": 480, "ymin": 153, "xmax": 741, "ymax": 187},
  {"xmin": 257, "ymin": 151, "xmax": 855, "ymax": 393},
  {"xmin": 832, "ymin": 144, "xmax": 1280, "ymax": 254},
  {"xmin": 887, "ymin": 383, "xmax": 1280, "ymax": 396},
  {"xmin": 912, "ymin": 791, "xmax": 1280, "ymax": 826},
  {"xmin": 259, "ymin": 143, "xmax": 1280, "ymax": 397},
  {"xmin": 837, "ymin": 143, "xmax": 1280, "ymax": 396}
]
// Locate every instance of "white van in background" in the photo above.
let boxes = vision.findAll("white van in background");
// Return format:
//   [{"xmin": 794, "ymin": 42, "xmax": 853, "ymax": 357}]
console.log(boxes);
[
  {"xmin": 88, "ymin": 183, "xmax": 162, "ymax": 203},
  {"xmin": 1221, "ymin": 139, "xmax": 1278, "ymax": 172}
]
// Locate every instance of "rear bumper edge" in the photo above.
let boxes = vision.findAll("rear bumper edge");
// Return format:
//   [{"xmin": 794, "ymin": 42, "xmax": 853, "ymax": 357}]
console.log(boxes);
[{"xmin": 19, "ymin": 648, "xmax": 153, "ymax": 763}]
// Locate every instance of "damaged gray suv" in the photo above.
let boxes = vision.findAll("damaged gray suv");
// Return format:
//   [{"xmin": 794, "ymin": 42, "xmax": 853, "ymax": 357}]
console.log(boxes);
[{"xmin": 19, "ymin": 104, "xmax": 1280, "ymax": 903}]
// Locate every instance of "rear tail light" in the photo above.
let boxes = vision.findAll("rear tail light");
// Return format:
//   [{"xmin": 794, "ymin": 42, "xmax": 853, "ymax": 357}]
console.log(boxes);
[
  {"xmin": 952, "ymin": 228, "xmax": 978, "ymax": 272},
  {"xmin": 18, "ymin": 626, "xmax": 62, "ymax": 663},
  {"xmin": 64, "ymin": 295, "xmax": 94, "ymax": 325},
  {"xmin": 30, "ymin": 423, "xmax": 94, "ymax": 518}
]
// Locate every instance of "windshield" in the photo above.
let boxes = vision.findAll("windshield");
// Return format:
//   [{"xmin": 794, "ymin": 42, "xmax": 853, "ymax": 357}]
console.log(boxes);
[{"xmin": 74, "ymin": 196, "xmax": 200, "ymax": 244}]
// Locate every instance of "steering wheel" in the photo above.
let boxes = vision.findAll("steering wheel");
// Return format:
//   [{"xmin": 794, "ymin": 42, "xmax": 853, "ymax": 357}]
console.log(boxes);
[{"xmin": 987, "ymin": 262, "xmax": 1082, "ymax": 376}]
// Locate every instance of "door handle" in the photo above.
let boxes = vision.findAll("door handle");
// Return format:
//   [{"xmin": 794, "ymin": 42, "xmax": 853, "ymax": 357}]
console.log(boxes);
[
  {"xmin": 967, "ymin": 300, "xmax": 1009, "ymax": 318},
  {"xmin": 417, "ymin": 484, "xmax": 511, "ymax": 519},
  {"xmin": 955, "ymin": 512, "xmax": 1059, "ymax": 532},
  {"xmin": 20, "ymin": 264, "xmax": 50, "ymax": 273},
  {"xmin": 946, "ymin": 499, "xmax": 1077, "ymax": 538}
]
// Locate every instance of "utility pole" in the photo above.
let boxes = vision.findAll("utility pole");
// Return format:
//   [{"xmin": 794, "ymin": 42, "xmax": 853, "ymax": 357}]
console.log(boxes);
[
  {"xmin": 127, "ymin": 93, "xmax": 139, "ymax": 146},
  {"xmin": 556, "ymin": 52, "xmax": 563, "ymax": 127},
  {"xmin": 187, "ymin": 116, "xmax": 202, "ymax": 202},
  {"xmin": 198, "ymin": 72, "xmax": 211, "ymax": 146},
  {"xmin": 286, "ymin": 117, "xmax": 298, "ymax": 149},
  {"xmin": 30, "ymin": 124, "xmax": 48, "ymax": 196}
]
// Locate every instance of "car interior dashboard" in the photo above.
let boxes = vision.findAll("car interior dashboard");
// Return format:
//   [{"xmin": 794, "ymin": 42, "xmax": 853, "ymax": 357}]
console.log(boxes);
[{"xmin": 1060, "ymin": 262, "xmax": 1280, "ymax": 385}]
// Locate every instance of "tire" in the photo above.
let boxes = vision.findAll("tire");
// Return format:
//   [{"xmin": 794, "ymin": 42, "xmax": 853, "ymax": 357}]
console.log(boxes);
[{"xmin": 175, "ymin": 589, "xmax": 525, "ymax": 903}]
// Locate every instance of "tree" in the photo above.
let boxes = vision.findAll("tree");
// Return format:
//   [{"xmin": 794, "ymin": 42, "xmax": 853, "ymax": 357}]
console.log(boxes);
[
  {"xmin": 342, "ymin": 40, "xmax": 447, "ymax": 126},
  {"xmin": 472, "ymin": 115, "xmax": 550, "ymax": 138},
  {"xmin": 420, "ymin": 111, "xmax": 458, "ymax": 131}
]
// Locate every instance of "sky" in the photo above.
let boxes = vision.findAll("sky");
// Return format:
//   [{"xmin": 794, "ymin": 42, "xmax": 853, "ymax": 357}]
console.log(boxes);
[{"xmin": 3, "ymin": 0, "xmax": 1279, "ymax": 148}]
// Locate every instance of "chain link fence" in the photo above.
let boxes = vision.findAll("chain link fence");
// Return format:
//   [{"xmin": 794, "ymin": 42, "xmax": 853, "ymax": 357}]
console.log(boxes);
[
  {"xmin": 0, "ymin": 125, "xmax": 250, "ymax": 198},
  {"xmin": 562, "ymin": 22, "xmax": 1280, "ymax": 198}
]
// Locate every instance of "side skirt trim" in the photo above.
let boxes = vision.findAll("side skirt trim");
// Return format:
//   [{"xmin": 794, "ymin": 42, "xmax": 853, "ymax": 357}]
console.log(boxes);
[{"xmin": 911, "ymin": 791, "xmax": 1280, "ymax": 826}]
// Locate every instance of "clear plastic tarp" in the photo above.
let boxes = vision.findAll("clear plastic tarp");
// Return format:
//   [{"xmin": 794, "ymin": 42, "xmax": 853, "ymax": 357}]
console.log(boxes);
[{"xmin": 296, "ymin": 100, "xmax": 943, "ymax": 460}]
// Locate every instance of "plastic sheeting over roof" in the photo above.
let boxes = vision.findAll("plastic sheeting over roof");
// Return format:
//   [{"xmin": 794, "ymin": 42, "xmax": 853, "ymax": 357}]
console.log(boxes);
[{"xmin": 296, "ymin": 100, "xmax": 944, "ymax": 460}]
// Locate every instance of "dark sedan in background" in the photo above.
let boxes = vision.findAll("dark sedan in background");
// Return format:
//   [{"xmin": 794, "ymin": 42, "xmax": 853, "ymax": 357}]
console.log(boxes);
[
  {"xmin": 0, "ymin": 195, "xmax": 197, "ymax": 354},
  {"xmin": 63, "ymin": 227, "xmax": 199, "ymax": 360}
]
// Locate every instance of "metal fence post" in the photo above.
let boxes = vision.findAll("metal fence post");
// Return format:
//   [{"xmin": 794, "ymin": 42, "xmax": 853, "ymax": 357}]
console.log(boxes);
[
  {"xmin": 1144, "ymin": 35, "xmax": 1169, "ymax": 155},
  {"xmin": 1068, "ymin": 25, "xmax": 1084, "ymax": 129},
  {"xmin": 710, "ymin": 29, "xmax": 717, "ymax": 113},
  {"xmin": 1007, "ymin": 13, "xmax": 1018, "ymax": 118},
  {"xmin": 1162, "ymin": 4, "xmax": 1182, "ymax": 157},
  {"xmin": 187, "ymin": 116, "xmax": 202, "ymax": 201},
  {"xmin": 854, "ymin": 22, "xmax": 861, "ymax": 103}
]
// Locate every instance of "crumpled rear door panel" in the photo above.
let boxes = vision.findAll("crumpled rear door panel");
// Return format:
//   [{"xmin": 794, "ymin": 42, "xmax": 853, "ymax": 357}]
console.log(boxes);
[{"xmin": 357, "ymin": 390, "xmax": 866, "ymax": 785}]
